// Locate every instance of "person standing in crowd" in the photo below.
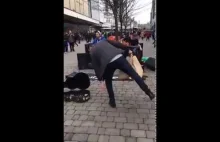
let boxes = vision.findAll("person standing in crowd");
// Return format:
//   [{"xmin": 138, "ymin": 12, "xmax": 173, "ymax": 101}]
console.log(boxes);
[
  {"xmin": 90, "ymin": 39, "xmax": 155, "ymax": 108},
  {"xmin": 75, "ymin": 32, "xmax": 80, "ymax": 44},
  {"xmin": 64, "ymin": 32, "xmax": 69, "ymax": 53},
  {"xmin": 151, "ymin": 23, "xmax": 156, "ymax": 47},
  {"xmin": 141, "ymin": 30, "xmax": 145, "ymax": 40},
  {"xmin": 91, "ymin": 31, "xmax": 106, "ymax": 45},
  {"xmin": 67, "ymin": 30, "xmax": 75, "ymax": 52}
]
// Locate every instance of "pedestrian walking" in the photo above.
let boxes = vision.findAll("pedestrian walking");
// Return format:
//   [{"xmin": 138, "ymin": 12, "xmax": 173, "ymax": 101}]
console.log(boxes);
[
  {"xmin": 90, "ymin": 39, "xmax": 155, "ymax": 108},
  {"xmin": 67, "ymin": 30, "xmax": 75, "ymax": 52}
]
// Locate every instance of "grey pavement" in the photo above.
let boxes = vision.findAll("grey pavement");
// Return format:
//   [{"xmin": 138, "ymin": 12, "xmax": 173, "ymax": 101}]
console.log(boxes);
[{"xmin": 64, "ymin": 39, "xmax": 156, "ymax": 142}]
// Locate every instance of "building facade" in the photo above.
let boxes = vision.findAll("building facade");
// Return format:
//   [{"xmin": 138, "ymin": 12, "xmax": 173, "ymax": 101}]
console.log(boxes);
[{"xmin": 64, "ymin": 0, "xmax": 102, "ymax": 32}]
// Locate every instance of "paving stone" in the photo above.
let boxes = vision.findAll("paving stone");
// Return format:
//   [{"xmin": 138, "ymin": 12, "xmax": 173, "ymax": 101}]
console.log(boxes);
[
  {"xmin": 131, "ymin": 130, "xmax": 146, "ymax": 137},
  {"xmin": 114, "ymin": 117, "xmax": 127, "ymax": 123},
  {"xmin": 146, "ymin": 131, "xmax": 156, "ymax": 138},
  {"xmin": 72, "ymin": 115, "xmax": 80, "ymax": 120},
  {"xmin": 126, "ymin": 137, "xmax": 137, "ymax": 142},
  {"xmin": 64, "ymin": 133, "xmax": 74, "ymax": 141},
  {"xmin": 102, "ymin": 122, "xmax": 115, "ymax": 128},
  {"xmin": 89, "ymin": 111, "xmax": 101, "ymax": 116},
  {"xmin": 116, "ymin": 103, "xmax": 124, "ymax": 107},
  {"xmin": 73, "ymin": 103, "xmax": 84, "ymax": 107},
  {"xmin": 144, "ymin": 119, "xmax": 155, "ymax": 125},
  {"xmin": 100, "ymin": 112, "xmax": 106, "ymax": 116},
  {"xmin": 83, "ymin": 103, "xmax": 92, "ymax": 107},
  {"xmin": 75, "ymin": 106, "xmax": 86, "ymax": 110},
  {"xmin": 67, "ymin": 106, "xmax": 75, "ymax": 110},
  {"xmin": 116, "ymin": 123, "xmax": 123, "ymax": 129},
  {"xmin": 120, "ymin": 129, "xmax": 130, "ymax": 137},
  {"xmin": 105, "ymin": 107, "xmax": 117, "ymax": 112},
  {"xmin": 95, "ymin": 122, "xmax": 102, "ymax": 127},
  {"xmin": 94, "ymin": 116, "xmax": 107, "ymax": 121},
  {"xmin": 120, "ymin": 112, "xmax": 126, "ymax": 117},
  {"xmin": 88, "ymin": 116, "xmax": 95, "ymax": 121},
  {"xmin": 124, "ymin": 123, "xmax": 138, "ymax": 129},
  {"xmin": 72, "ymin": 120, "xmax": 82, "ymax": 126},
  {"xmin": 137, "ymin": 109, "xmax": 149, "ymax": 114},
  {"xmin": 64, "ymin": 120, "xmax": 73, "ymax": 126},
  {"xmin": 97, "ymin": 128, "xmax": 105, "ymax": 135},
  {"xmin": 64, "ymin": 106, "xmax": 68, "ymax": 110},
  {"xmin": 88, "ymin": 127, "xmax": 98, "ymax": 134},
  {"xmin": 88, "ymin": 134, "xmax": 99, "ymax": 142},
  {"xmin": 125, "ymin": 113, "xmax": 139, "ymax": 118},
  {"xmin": 64, "ymin": 110, "xmax": 68, "ymax": 114},
  {"xmin": 78, "ymin": 115, "xmax": 89, "ymax": 121},
  {"xmin": 107, "ymin": 117, "xmax": 114, "ymax": 122},
  {"xmin": 137, "ymin": 138, "xmax": 154, "ymax": 142},
  {"xmin": 128, "ymin": 100, "xmax": 135, "ymax": 104},
  {"xmin": 127, "ymin": 117, "xmax": 135, "ymax": 123},
  {"xmin": 66, "ymin": 110, "xmax": 75, "ymax": 115},
  {"xmin": 134, "ymin": 118, "xmax": 144, "ymax": 123},
  {"xmin": 148, "ymin": 125, "xmax": 156, "ymax": 131},
  {"xmin": 64, "ymin": 126, "xmax": 74, "ymax": 132},
  {"xmin": 117, "ymin": 108, "xmax": 129, "ymax": 113},
  {"xmin": 150, "ymin": 110, "xmax": 155, "ymax": 114},
  {"xmin": 96, "ymin": 107, "xmax": 105, "ymax": 111},
  {"xmin": 109, "ymin": 136, "xmax": 125, "ymax": 142},
  {"xmin": 87, "ymin": 107, "xmax": 97, "ymax": 111},
  {"xmin": 91, "ymin": 103, "xmax": 102, "ymax": 107},
  {"xmin": 65, "ymin": 102, "xmax": 73, "ymax": 106},
  {"xmin": 74, "ymin": 110, "xmax": 89, "ymax": 115},
  {"xmin": 139, "ymin": 114, "xmax": 148, "ymax": 119},
  {"xmin": 72, "ymin": 134, "xmax": 88, "ymax": 141},
  {"xmin": 138, "ymin": 124, "xmax": 148, "ymax": 130},
  {"xmin": 139, "ymin": 104, "xmax": 151, "ymax": 109},
  {"xmin": 148, "ymin": 114, "xmax": 155, "ymax": 119},
  {"xmin": 81, "ymin": 121, "xmax": 95, "ymax": 127},
  {"xmin": 105, "ymin": 128, "xmax": 120, "ymax": 135},
  {"xmin": 72, "ymin": 126, "xmax": 88, "ymax": 133},
  {"xmin": 98, "ymin": 135, "xmax": 109, "ymax": 142},
  {"xmin": 107, "ymin": 112, "xmax": 119, "ymax": 117}
]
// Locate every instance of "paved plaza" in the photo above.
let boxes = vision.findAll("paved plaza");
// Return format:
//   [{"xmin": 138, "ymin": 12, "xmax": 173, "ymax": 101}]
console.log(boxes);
[{"xmin": 64, "ymin": 39, "xmax": 156, "ymax": 142}]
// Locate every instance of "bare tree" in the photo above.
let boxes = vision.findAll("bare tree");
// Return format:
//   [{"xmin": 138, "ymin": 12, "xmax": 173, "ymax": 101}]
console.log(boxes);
[
  {"xmin": 100, "ymin": 0, "xmax": 150, "ymax": 40},
  {"xmin": 118, "ymin": 0, "xmax": 137, "ymax": 35},
  {"xmin": 98, "ymin": 0, "xmax": 120, "ymax": 40}
]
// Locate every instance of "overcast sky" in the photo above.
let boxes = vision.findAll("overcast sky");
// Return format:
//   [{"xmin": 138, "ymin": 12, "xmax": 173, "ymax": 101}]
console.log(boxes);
[{"xmin": 133, "ymin": 0, "xmax": 152, "ymax": 24}]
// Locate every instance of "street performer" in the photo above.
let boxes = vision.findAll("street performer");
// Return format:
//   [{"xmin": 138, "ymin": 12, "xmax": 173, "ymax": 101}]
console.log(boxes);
[{"xmin": 90, "ymin": 39, "xmax": 155, "ymax": 108}]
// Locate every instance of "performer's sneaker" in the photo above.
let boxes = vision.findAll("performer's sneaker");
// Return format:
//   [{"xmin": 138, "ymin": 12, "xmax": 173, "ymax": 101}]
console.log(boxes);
[
  {"xmin": 109, "ymin": 99, "xmax": 116, "ymax": 108},
  {"xmin": 145, "ymin": 89, "xmax": 155, "ymax": 100}
]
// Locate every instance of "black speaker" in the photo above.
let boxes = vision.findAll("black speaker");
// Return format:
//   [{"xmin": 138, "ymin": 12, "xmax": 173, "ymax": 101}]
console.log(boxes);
[
  {"xmin": 85, "ymin": 43, "xmax": 92, "ymax": 54},
  {"xmin": 77, "ymin": 53, "xmax": 92, "ymax": 70}
]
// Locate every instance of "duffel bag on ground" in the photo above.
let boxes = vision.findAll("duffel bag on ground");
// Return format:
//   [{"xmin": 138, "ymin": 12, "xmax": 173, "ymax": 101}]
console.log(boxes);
[{"xmin": 142, "ymin": 57, "xmax": 155, "ymax": 71}]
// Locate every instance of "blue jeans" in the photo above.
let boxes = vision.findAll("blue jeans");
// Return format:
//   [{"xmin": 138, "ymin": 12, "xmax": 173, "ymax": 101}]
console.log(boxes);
[{"xmin": 103, "ymin": 56, "xmax": 150, "ymax": 101}]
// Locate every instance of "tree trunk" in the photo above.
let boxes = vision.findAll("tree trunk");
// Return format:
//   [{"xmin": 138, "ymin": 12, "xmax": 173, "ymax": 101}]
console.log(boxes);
[
  {"xmin": 120, "ymin": 22, "xmax": 123, "ymax": 36},
  {"xmin": 114, "ymin": 13, "xmax": 119, "ymax": 41}
]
